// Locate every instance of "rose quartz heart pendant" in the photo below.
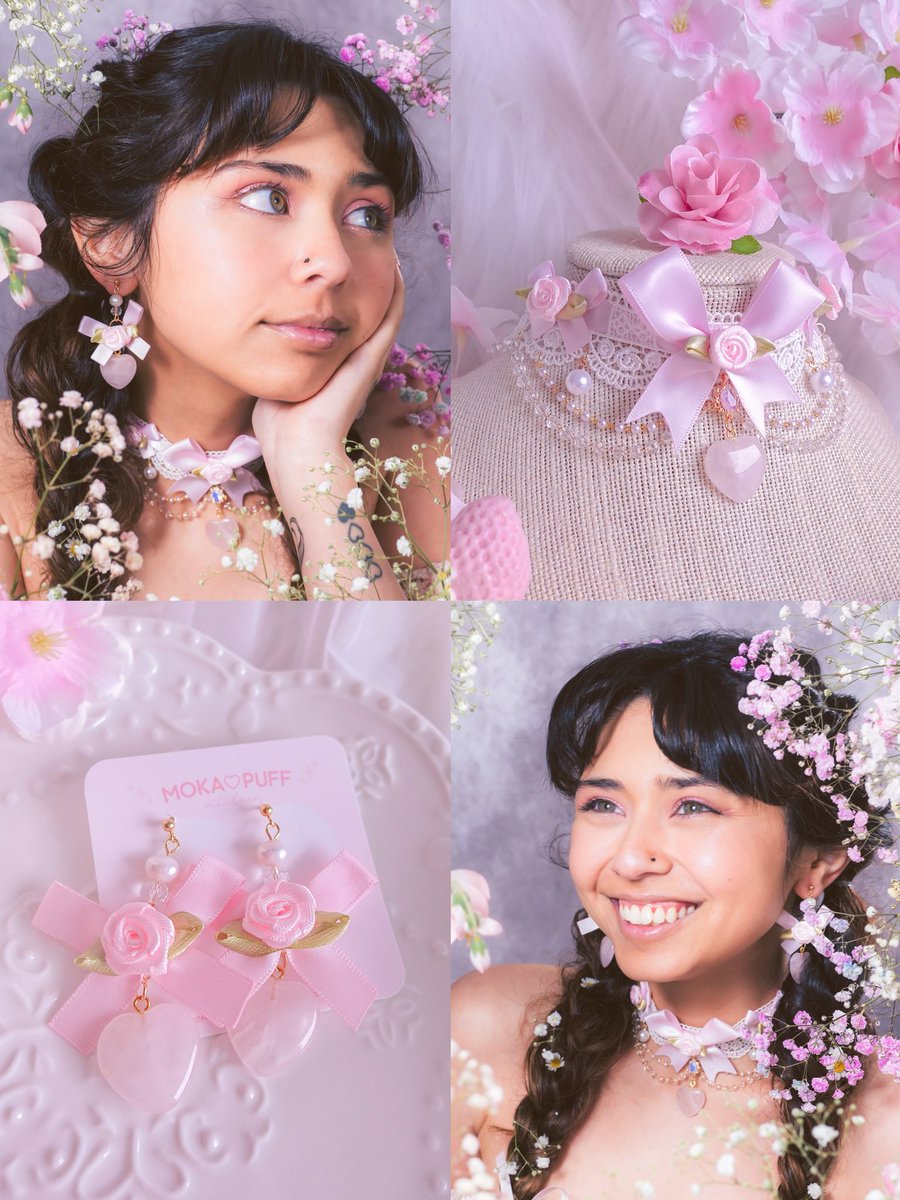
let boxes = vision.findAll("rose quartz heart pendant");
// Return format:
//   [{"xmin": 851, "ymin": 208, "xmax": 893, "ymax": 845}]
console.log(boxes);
[
  {"xmin": 96, "ymin": 1003, "xmax": 199, "ymax": 1113},
  {"xmin": 228, "ymin": 979, "xmax": 318, "ymax": 1077},
  {"xmin": 205, "ymin": 515, "xmax": 241, "ymax": 549},
  {"xmin": 100, "ymin": 352, "xmax": 137, "ymax": 390},
  {"xmin": 676, "ymin": 1083, "xmax": 706, "ymax": 1117},
  {"xmin": 703, "ymin": 435, "xmax": 766, "ymax": 503}
]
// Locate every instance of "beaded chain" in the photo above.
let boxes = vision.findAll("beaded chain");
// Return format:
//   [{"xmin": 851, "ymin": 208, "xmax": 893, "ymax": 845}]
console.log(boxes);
[{"xmin": 142, "ymin": 481, "xmax": 273, "ymax": 524}]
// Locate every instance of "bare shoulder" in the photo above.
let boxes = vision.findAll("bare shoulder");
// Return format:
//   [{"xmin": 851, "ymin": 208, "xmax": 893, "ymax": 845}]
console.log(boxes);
[
  {"xmin": 452, "ymin": 962, "xmax": 561, "ymax": 1067},
  {"xmin": 830, "ymin": 1069, "xmax": 900, "ymax": 1198},
  {"xmin": 0, "ymin": 400, "xmax": 34, "ymax": 523}
]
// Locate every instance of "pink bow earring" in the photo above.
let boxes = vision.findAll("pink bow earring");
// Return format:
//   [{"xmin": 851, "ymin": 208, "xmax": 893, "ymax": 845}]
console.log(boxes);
[{"xmin": 78, "ymin": 283, "xmax": 150, "ymax": 389}]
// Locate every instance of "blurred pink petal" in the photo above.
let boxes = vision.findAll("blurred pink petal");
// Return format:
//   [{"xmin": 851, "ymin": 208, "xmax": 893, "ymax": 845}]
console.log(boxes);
[
  {"xmin": 853, "ymin": 269, "xmax": 900, "ymax": 354},
  {"xmin": 780, "ymin": 212, "xmax": 855, "ymax": 306},
  {"xmin": 450, "ymin": 285, "xmax": 515, "ymax": 351},
  {"xmin": 0, "ymin": 604, "xmax": 132, "ymax": 739},
  {"xmin": 735, "ymin": 0, "xmax": 845, "ymax": 55},
  {"xmin": 451, "ymin": 869, "xmax": 492, "ymax": 917},
  {"xmin": 618, "ymin": 0, "xmax": 741, "ymax": 82}
]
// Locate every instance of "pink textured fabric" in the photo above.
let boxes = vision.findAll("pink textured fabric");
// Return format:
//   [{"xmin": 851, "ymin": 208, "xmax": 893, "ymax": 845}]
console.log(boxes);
[{"xmin": 451, "ymin": 497, "xmax": 531, "ymax": 601}]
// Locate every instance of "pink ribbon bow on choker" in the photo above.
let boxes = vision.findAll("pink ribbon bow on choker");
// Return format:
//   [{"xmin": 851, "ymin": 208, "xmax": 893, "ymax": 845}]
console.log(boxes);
[
  {"xmin": 524, "ymin": 260, "xmax": 610, "ymax": 354},
  {"xmin": 644, "ymin": 1007, "xmax": 743, "ymax": 1082},
  {"xmin": 33, "ymin": 855, "xmax": 256, "ymax": 1054},
  {"xmin": 162, "ymin": 435, "xmax": 264, "ymax": 506},
  {"xmin": 221, "ymin": 849, "xmax": 378, "ymax": 1030},
  {"xmin": 618, "ymin": 247, "xmax": 824, "ymax": 452}
]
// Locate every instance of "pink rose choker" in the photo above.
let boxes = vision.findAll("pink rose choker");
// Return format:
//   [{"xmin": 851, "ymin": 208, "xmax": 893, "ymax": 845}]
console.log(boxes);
[{"xmin": 505, "ymin": 248, "xmax": 847, "ymax": 504}]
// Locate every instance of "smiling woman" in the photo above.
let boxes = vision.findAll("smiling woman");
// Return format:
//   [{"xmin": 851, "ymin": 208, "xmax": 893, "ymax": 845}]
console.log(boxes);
[
  {"xmin": 0, "ymin": 20, "xmax": 447, "ymax": 600},
  {"xmin": 452, "ymin": 632, "xmax": 900, "ymax": 1200}
]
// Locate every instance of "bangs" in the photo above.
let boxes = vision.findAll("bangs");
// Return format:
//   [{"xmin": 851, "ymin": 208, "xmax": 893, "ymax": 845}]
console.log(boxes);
[
  {"xmin": 99, "ymin": 22, "xmax": 424, "ymax": 214},
  {"xmin": 547, "ymin": 635, "xmax": 783, "ymax": 803}
]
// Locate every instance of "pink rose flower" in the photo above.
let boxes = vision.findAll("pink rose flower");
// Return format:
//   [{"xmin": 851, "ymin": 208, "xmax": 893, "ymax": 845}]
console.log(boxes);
[
  {"xmin": 708, "ymin": 324, "xmax": 757, "ymax": 372},
  {"xmin": 101, "ymin": 325, "xmax": 130, "ymax": 351},
  {"xmin": 200, "ymin": 460, "xmax": 235, "ymax": 485},
  {"xmin": 100, "ymin": 901, "xmax": 175, "ymax": 976},
  {"xmin": 638, "ymin": 134, "xmax": 780, "ymax": 254},
  {"xmin": 527, "ymin": 275, "xmax": 571, "ymax": 325},
  {"xmin": 242, "ymin": 881, "xmax": 317, "ymax": 949}
]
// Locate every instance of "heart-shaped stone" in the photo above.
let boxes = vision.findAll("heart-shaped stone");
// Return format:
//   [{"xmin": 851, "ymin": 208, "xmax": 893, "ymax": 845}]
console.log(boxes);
[
  {"xmin": 676, "ymin": 1084, "xmax": 706, "ymax": 1117},
  {"xmin": 703, "ymin": 435, "xmax": 766, "ymax": 503},
  {"xmin": 205, "ymin": 516, "xmax": 241, "ymax": 549},
  {"xmin": 228, "ymin": 979, "xmax": 318, "ymax": 1077},
  {"xmin": 100, "ymin": 352, "xmax": 137, "ymax": 390},
  {"xmin": 96, "ymin": 1002, "xmax": 198, "ymax": 1113}
]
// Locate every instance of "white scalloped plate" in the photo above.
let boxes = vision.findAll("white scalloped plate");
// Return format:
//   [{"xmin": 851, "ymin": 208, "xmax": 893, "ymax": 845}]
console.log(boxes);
[{"xmin": 0, "ymin": 617, "xmax": 450, "ymax": 1200}]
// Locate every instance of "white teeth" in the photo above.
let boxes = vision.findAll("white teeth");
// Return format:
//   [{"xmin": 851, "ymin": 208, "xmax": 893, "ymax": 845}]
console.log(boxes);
[{"xmin": 619, "ymin": 902, "xmax": 697, "ymax": 926}]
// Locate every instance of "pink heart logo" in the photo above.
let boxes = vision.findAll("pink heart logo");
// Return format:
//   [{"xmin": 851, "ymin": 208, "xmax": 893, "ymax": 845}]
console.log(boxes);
[
  {"xmin": 703, "ymin": 435, "xmax": 766, "ymax": 503},
  {"xmin": 96, "ymin": 1002, "xmax": 199, "ymax": 1113},
  {"xmin": 223, "ymin": 774, "xmax": 241, "ymax": 789},
  {"xmin": 228, "ymin": 979, "xmax": 318, "ymax": 1077},
  {"xmin": 100, "ymin": 353, "xmax": 137, "ymax": 390}
]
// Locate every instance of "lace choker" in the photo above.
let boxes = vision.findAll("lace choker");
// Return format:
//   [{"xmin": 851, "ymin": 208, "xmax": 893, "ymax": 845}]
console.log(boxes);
[{"xmin": 630, "ymin": 980, "xmax": 779, "ymax": 1116}]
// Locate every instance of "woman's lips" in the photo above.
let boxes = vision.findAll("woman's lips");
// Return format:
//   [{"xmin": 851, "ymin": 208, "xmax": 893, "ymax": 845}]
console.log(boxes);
[
  {"xmin": 263, "ymin": 322, "xmax": 346, "ymax": 349},
  {"xmin": 612, "ymin": 898, "xmax": 701, "ymax": 940}
]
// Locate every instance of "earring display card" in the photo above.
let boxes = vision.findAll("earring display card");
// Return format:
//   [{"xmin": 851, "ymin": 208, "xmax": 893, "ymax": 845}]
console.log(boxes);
[
  {"xmin": 1, "ymin": 616, "xmax": 449, "ymax": 1199},
  {"xmin": 84, "ymin": 735, "xmax": 405, "ymax": 1020}
]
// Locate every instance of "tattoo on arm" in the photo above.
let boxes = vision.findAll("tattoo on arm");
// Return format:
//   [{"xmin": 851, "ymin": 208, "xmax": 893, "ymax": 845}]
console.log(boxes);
[{"xmin": 288, "ymin": 516, "xmax": 304, "ymax": 565}]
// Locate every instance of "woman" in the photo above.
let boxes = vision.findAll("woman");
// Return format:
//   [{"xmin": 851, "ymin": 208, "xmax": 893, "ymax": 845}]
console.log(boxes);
[
  {"xmin": 0, "ymin": 22, "xmax": 446, "ymax": 600},
  {"xmin": 452, "ymin": 634, "xmax": 899, "ymax": 1199}
]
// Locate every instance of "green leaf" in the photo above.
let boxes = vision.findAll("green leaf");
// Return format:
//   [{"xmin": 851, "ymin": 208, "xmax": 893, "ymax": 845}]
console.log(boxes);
[
  {"xmin": 885, "ymin": 66, "xmax": 900, "ymax": 82},
  {"xmin": 731, "ymin": 235, "xmax": 762, "ymax": 255},
  {"xmin": 638, "ymin": 194, "xmax": 647, "ymax": 204}
]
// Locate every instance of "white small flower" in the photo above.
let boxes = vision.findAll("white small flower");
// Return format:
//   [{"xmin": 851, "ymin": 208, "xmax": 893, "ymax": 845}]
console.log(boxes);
[
  {"xmin": 384, "ymin": 456, "xmax": 403, "ymax": 472},
  {"xmin": 235, "ymin": 547, "xmax": 258, "ymax": 572},
  {"xmin": 346, "ymin": 487, "xmax": 364, "ymax": 511},
  {"xmin": 688, "ymin": 1143, "xmax": 704, "ymax": 1159},
  {"xmin": 316, "ymin": 481, "xmax": 332, "ymax": 494},
  {"xmin": 262, "ymin": 518, "xmax": 285, "ymax": 537},
  {"xmin": 546, "ymin": 1011, "xmax": 561, "ymax": 1027},
  {"xmin": 435, "ymin": 455, "xmax": 451, "ymax": 476},
  {"xmin": 220, "ymin": 555, "xmax": 233, "ymax": 568},
  {"xmin": 89, "ymin": 70, "xmax": 105, "ymax": 85},
  {"xmin": 811, "ymin": 1124, "xmax": 838, "ymax": 1148},
  {"xmin": 46, "ymin": 586, "xmax": 67, "ymax": 600},
  {"xmin": 46, "ymin": 520, "xmax": 65, "ymax": 538},
  {"xmin": 540, "ymin": 1049, "xmax": 564, "ymax": 1070},
  {"xmin": 31, "ymin": 534, "xmax": 55, "ymax": 560},
  {"xmin": 635, "ymin": 1184, "xmax": 655, "ymax": 1199},
  {"xmin": 533, "ymin": 1022, "xmax": 548, "ymax": 1038},
  {"xmin": 88, "ymin": 480, "xmax": 106, "ymax": 499},
  {"xmin": 318, "ymin": 563, "xmax": 337, "ymax": 583},
  {"xmin": 321, "ymin": 461, "xmax": 335, "ymax": 473},
  {"xmin": 534, "ymin": 1136, "xmax": 549, "ymax": 1151},
  {"xmin": 17, "ymin": 396, "xmax": 42, "ymax": 429},
  {"xmin": 715, "ymin": 1153, "xmax": 735, "ymax": 1179},
  {"xmin": 350, "ymin": 576, "xmax": 371, "ymax": 593},
  {"xmin": 73, "ymin": 504, "xmax": 90, "ymax": 521},
  {"xmin": 396, "ymin": 535, "xmax": 412, "ymax": 556},
  {"xmin": 535, "ymin": 1156, "xmax": 550, "ymax": 1170},
  {"xmin": 60, "ymin": 436, "xmax": 80, "ymax": 454},
  {"xmin": 395, "ymin": 472, "xmax": 409, "ymax": 488},
  {"xmin": 354, "ymin": 464, "xmax": 371, "ymax": 482},
  {"xmin": 726, "ymin": 1128, "xmax": 747, "ymax": 1147},
  {"xmin": 807, "ymin": 1185, "xmax": 823, "ymax": 1198},
  {"xmin": 757, "ymin": 1122, "xmax": 778, "ymax": 1138},
  {"xmin": 93, "ymin": 443, "xmax": 113, "ymax": 458}
]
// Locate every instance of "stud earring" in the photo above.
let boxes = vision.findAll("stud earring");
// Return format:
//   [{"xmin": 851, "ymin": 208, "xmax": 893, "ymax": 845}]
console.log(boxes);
[
  {"xmin": 217, "ymin": 803, "xmax": 379, "ymax": 1076},
  {"xmin": 78, "ymin": 282, "xmax": 151, "ymax": 389},
  {"xmin": 33, "ymin": 819, "xmax": 256, "ymax": 1112},
  {"xmin": 303, "ymin": 256, "xmax": 310, "ymax": 264}
]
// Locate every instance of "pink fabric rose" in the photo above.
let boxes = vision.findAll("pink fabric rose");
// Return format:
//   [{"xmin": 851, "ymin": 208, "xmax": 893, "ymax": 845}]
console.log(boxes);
[
  {"xmin": 200, "ymin": 461, "xmax": 235, "ymax": 485},
  {"xmin": 242, "ymin": 881, "xmax": 317, "ymax": 949},
  {"xmin": 100, "ymin": 901, "xmax": 175, "ymax": 976},
  {"xmin": 638, "ymin": 134, "xmax": 780, "ymax": 254},
  {"xmin": 708, "ymin": 324, "xmax": 756, "ymax": 371},
  {"xmin": 101, "ymin": 325, "xmax": 130, "ymax": 351},
  {"xmin": 527, "ymin": 274, "xmax": 571, "ymax": 326}
]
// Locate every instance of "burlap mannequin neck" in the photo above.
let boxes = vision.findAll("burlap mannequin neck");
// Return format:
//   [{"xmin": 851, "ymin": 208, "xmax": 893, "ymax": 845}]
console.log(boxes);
[{"xmin": 453, "ymin": 230, "xmax": 900, "ymax": 600}]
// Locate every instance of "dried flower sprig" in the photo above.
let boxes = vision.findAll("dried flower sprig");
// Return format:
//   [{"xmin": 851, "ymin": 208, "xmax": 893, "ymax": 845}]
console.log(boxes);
[
  {"xmin": 340, "ymin": 2, "xmax": 449, "ymax": 117},
  {"xmin": 451, "ymin": 601, "xmax": 503, "ymax": 727}
]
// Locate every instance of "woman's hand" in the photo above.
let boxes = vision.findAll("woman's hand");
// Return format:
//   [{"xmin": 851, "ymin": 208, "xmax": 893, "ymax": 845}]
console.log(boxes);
[{"xmin": 252, "ymin": 262, "xmax": 405, "ymax": 488}]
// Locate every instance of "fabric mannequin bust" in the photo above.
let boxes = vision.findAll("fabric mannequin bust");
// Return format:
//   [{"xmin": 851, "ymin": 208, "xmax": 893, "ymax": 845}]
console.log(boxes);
[{"xmin": 453, "ymin": 229, "xmax": 900, "ymax": 599}]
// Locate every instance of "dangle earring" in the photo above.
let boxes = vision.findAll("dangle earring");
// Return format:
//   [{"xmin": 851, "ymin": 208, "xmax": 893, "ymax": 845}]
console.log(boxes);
[
  {"xmin": 78, "ymin": 281, "xmax": 151, "ymax": 389},
  {"xmin": 576, "ymin": 913, "xmax": 615, "ymax": 968},
  {"xmin": 777, "ymin": 883, "xmax": 823, "ymax": 983},
  {"xmin": 218, "ymin": 803, "xmax": 379, "ymax": 1077}
]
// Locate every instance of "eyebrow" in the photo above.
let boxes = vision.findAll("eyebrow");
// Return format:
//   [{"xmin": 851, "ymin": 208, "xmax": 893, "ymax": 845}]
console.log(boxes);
[
  {"xmin": 213, "ymin": 159, "xmax": 392, "ymax": 192},
  {"xmin": 575, "ymin": 774, "xmax": 718, "ymax": 792}
]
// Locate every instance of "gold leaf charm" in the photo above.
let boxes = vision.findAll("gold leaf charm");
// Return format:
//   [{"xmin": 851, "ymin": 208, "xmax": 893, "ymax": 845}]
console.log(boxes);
[
  {"xmin": 90, "ymin": 330, "xmax": 105, "ymax": 345},
  {"xmin": 215, "ymin": 912, "xmax": 351, "ymax": 957},
  {"xmin": 515, "ymin": 286, "xmax": 532, "ymax": 299},
  {"xmin": 753, "ymin": 336, "xmax": 776, "ymax": 358},
  {"xmin": 557, "ymin": 294, "xmax": 587, "ymax": 321},
  {"xmin": 684, "ymin": 334, "xmax": 710, "ymax": 360},
  {"xmin": 74, "ymin": 911, "xmax": 204, "ymax": 974}
]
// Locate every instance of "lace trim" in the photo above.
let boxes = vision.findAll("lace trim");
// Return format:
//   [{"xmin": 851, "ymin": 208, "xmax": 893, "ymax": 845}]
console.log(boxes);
[
  {"xmin": 642, "ymin": 988, "xmax": 782, "ymax": 1061},
  {"xmin": 498, "ymin": 289, "xmax": 847, "ymax": 458}
]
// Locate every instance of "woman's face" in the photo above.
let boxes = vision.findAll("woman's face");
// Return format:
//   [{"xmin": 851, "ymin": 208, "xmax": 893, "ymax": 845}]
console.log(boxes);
[
  {"xmin": 136, "ymin": 96, "xmax": 397, "ymax": 403},
  {"xmin": 568, "ymin": 697, "xmax": 808, "ymax": 988}
]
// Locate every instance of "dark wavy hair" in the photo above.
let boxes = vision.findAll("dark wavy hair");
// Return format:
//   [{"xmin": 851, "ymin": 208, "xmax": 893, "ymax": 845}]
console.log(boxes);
[
  {"xmin": 507, "ymin": 632, "xmax": 892, "ymax": 1200},
  {"xmin": 5, "ymin": 21, "xmax": 426, "ymax": 595}
]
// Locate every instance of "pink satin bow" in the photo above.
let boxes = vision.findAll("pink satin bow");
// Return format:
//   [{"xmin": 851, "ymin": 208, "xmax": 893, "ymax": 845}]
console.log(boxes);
[
  {"xmin": 527, "ymin": 260, "xmax": 610, "ymax": 354},
  {"xmin": 78, "ymin": 299, "xmax": 150, "ymax": 366},
  {"xmin": 618, "ymin": 247, "xmax": 824, "ymax": 452},
  {"xmin": 162, "ymin": 434, "xmax": 264, "ymax": 506},
  {"xmin": 227, "ymin": 849, "xmax": 379, "ymax": 1031},
  {"xmin": 32, "ymin": 855, "xmax": 256, "ymax": 1055},
  {"xmin": 644, "ymin": 1007, "xmax": 742, "ymax": 1082}
]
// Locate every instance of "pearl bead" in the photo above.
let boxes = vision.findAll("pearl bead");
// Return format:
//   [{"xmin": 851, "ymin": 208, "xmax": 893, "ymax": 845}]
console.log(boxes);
[
  {"xmin": 810, "ymin": 368, "xmax": 834, "ymax": 395},
  {"xmin": 637, "ymin": 1027, "xmax": 651, "ymax": 1043},
  {"xmin": 145, "ymin": 853, "xmax": 180, "ymax": 883},
  {"xmin": 257, "ymin": 841, "xmax": 289, "ymax": 868},
  {"xmin": 109, "ymin": 294, "xmax": 123, "ymax": 308},
  {"xmin": 144, "ymin": 464, "xmax": 158, "ymax": 480},
  {"xmin": 565, "ymin": 369, "xmax": 592, "ymax": 396}
]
